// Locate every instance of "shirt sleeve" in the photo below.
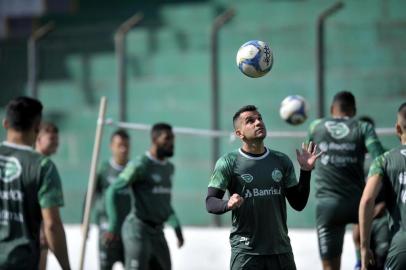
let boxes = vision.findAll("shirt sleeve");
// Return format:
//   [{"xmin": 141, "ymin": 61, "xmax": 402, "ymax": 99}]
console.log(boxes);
[
  {"xmin": 208, "ymin": 155, "xmax": 233, "ymax": 191},
  {"xmin": 368, "ymin": 153, "xmax": 387, "ymax": 178},
  {"xmin": 362, "ymin": 122, "xmax": 385, "ymax": 159},
  {"xmin": 38, "ymin": 158, "xmax": 64, "ymax": 209},
  {"xmin": 105, "ymin": 161, "xmax": 138, "ymax": 233},
  {"xmin": 166, "ymin": 207, "xmax": 181, "ymax": 229},
  {"xmin": 284, "ymin": 156, "xmax": 298, "ymax": 189},
  {"xmin": 305, "ymin": 119, "xmax": 322, "ymax": 144}
]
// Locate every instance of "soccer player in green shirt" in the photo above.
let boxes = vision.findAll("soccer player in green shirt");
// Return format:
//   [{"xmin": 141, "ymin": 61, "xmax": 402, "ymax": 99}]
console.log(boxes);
[
  {"xmin": 206, "ymin": 105, "xmax": 321, "ymax": 270},
  {"xmin": 0, "ymin": 97, "xmax": 70, "ymax": 270},
  {"xmin": 306, "ymin": 91, "xmax": 385, "ymax": 270},
  {"xmin": 352, "ymin": 116, "xmax": 389, "ymax": 270},
  {"xmin": 35, "ymin": 121, "xmax": 61, "ymax": 270},
  {"xmin": 359, "ymin": 102, "xmax": 406, "ymax": 270},
  {"xmin": 105, "ymin": 123, "xmax": 184, "ymax": 270},
  {"xmin": 94, "ymin": 129, "xmax": 132, "ymax": 270}
]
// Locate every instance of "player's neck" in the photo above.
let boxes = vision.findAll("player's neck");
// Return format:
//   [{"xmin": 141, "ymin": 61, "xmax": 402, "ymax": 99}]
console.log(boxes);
[
  {"xmin": 113, "ymin": 157, "xmax": 128, "ymax": 166},
  {"xmin": 149, "ymin": 147, "xmax": 165, "ymax": 161},
  {"xmin": 241, "ymin": 141, "xmax": 265, "ymax": 155},
  {"xmin": 7, "ymin": 130, "xmax": 35, "ymax": 147}
]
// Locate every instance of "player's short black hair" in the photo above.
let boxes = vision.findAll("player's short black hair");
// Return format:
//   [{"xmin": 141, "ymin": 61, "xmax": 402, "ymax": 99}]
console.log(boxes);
[
  {"xmin": 233, "ymin": 105, "xmax": 258, "ymax": 129},
  {"xmin": 39, "ymin": 121, "xmax": 59, "ymax": 134},
  {"xmin": 151, "ymin": 122, "xmax": 172, "ymax": 141},
  {"xmin": 111, "ymin": 128, "xmax": 130, "ymax": 142},
  {"xmin": 397, "ymin": 102, "xmax": 406, "ymax": 131},
  {"xmin": 359, "ymin": 116, "xmax": 375, "ymax": 128},
  {"xmin": 332, "ymin": 91, "xmax": 356, "ymax": 114},
  {"xmin": 5, "ymin": 96, "xmax": 43, "ymax": 132}
]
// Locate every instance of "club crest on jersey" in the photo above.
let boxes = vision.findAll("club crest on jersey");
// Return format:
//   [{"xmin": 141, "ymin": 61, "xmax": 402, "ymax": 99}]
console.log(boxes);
[
  {"xmin": 272, "ymin": 169, "xmax": 282, "ymax": 182},
  {"xmin": 325, "ymin": 121, "xmax": 350, "ymax": 139},
  {"xmin": 241, "ymin": 174, "xmax": 254, "ymax": 183},
  {"xmin": 400, "ymin": 149, "xmax": 406, "ymax": 157},
  {"xmin": 151, "ymin": 173, "xmax": 162, "ymax": 183},
  {"xmin": 0, "ymin": 156, "xmax": 22, "ymax": 183}
]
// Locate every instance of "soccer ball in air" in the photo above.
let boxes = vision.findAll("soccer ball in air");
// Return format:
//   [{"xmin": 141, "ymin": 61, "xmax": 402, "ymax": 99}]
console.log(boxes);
[
  {"xmin": 236, "ymin": 40, "xmax": 273, "ymax": 78},
  {"xmin": 279, "ymin": 95, "xmax": 309, "ymax": 125}
]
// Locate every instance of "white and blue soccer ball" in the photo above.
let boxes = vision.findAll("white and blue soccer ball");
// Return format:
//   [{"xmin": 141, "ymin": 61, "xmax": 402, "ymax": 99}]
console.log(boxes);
[
  {"xmin": 279, "ymin": 95, "xmax": 309, "ymax": 125},
  {"xmin": 236, "ymin": 40, "xmax": 273, "ymax": 78}
]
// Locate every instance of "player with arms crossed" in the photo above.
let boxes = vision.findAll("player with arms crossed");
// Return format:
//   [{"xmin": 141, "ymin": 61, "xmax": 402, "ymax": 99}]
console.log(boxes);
[
  {"xmin": 91, "ymin": 129, "xmax": 132, "ymax": 270},
  {"xmin": 206, "ymin": 105, "xmax": 321, "ymax": 270},
  {"xmin": 105, "ymin": 123, "xmax": 183, "ymax": 270},
  {"xmin": 359, "ymin": 102, "xmax": 406, "ymax": 270},
  {"xmin": 0, "ymin": 97, "xmax": 70, "ymax": 269},
  {"xmin": 35, "ymin": 121, "xmax": 61, "ymax": 270},
  {"xmin": 306, "ymin": 91, "xmax": 384, "ymax": 270}
]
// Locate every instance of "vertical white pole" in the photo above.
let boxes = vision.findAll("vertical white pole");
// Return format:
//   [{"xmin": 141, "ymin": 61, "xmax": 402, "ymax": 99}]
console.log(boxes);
[{"xmin": 78, "ymin": 96, "xmax": 107, "ymax": 270}]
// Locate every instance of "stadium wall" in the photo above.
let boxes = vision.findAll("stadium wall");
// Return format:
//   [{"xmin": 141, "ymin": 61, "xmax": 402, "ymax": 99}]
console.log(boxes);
[{"xmin": 0, "ymin": 0, "xmax": 405, "ymax": 227}]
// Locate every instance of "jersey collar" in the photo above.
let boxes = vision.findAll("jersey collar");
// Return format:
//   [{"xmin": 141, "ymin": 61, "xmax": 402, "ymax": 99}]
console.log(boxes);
[
  {"xmin": 146, "ymin": 151, "xmax": 167, "ymax": 165},
  {"xmin": 109, "ymin": 158, "xmax": 127, "ymax": 171},
  {"xmin": 1, "ymin": 141, "xmax": 35, "ymax": 152},
  {"xmin": 238, "ymin": 147, "xmax": 270, "ymax": 160}
]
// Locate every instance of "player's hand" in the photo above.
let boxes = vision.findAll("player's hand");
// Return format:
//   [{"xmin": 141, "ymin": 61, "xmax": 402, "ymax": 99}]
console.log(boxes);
[
  {"xmin": 227, "ymin": 193, "xmax": 244, "ymax": 210},
  {"xmin": 361, "ymin": 247, "xmax": 375, "ymax": 270},
  {"xmin": 296, "ymin": 141, "xmax": 322, "ymax": 171},
  {"xmin": 177, "ymin": 237, "xmax": 184, "ymax": 248},
  {"xmin": 102, "ymin": 231, "xmax": 120, "ymax": 247}
]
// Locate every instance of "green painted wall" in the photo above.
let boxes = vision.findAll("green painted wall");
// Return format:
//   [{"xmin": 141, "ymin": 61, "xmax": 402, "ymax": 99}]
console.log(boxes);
[{"xmin": 0, "ymin": 0, "xmax": 405, "ymax": 227}]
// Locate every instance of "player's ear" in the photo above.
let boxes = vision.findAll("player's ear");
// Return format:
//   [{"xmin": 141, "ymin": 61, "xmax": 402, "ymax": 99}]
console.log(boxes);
[
  {"xmin": 235, "ymin": 129, "xmax": 244, "ymax": 139},
  {"xmin": 2, "ymin": 119, "xmax": 8, "ymax": 129},
  {"xmin": 395, "ymin": 122, "xmax": 403, "ymax": 138}
]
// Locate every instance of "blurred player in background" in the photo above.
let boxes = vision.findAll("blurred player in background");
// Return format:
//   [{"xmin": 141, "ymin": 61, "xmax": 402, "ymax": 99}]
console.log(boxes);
[
  {"xmin": 352, "ymin": 116, "xmax": 389, "ymax": 270},
  {"xmin": 359, "ymin": 102, "xmax": 406, "ymax": 270},
  {"xmin": 0, "ymin": 97, "xmax": 70, "ymax": 269},
  {"xmin": 35, "ymin": 121, "xmax": 60, "ymax": 270},
  {"xmin": 105, "ymin": 123, "xmax": 184, "ymax": 270},
  {"xmin": 92, "ymin": 129, "xmax": 132, "ymax": 270},
  {"xmin": 206, "ymin": 105, "xmax": 321, "ymax": 270},
  {"xmin": 306, "ymin": 91, "xmax": 385, "ymax": 270}
]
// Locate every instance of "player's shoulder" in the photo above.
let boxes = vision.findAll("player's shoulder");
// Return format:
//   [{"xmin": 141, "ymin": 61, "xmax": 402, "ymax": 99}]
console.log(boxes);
[
  {"xmin": 268, "ymin": 148, "xmax": 291, "ymax": 162},
  {"xmin": 221, "ymin": 149, "xmax": 239, "ymax": 161},
  {"xmin": 215, "ymin": 150, "xmax": 238, "ymax": 167},
  {"xmin": 308, "ymin": 118, "xmax": 324, "ymax": 133}
]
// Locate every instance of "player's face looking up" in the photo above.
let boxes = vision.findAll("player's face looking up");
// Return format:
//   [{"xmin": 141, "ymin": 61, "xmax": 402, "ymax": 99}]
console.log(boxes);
[
  {"xmin": 155, "ymin": 130, "xmax": 175, "ymax": 159},
  {"xmin": 235, "ymin": 110, "xmax": 267, "ymax": 142},
  {"xmin": 111, "ymin": 135, "xmax": 130, "ymax": 165}
]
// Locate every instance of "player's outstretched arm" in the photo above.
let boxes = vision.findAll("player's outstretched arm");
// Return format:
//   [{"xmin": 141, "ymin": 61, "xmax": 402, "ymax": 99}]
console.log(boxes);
[
  {"xmin": 41, "ymin": 207, "xmax": 71, "ymax": 270},
  {"xmin": 359, "ymin": 174, "xmax": 383, "ymax": 270},
  {"xmin": 206, "ymin": 187, "xmax": 243, "ymax": 214},
  {"xmin": 167, "ymin": 209, "xmax": 184, "ymax": 248},
  {"xmin": 286, "ymin": 170, "xmax": 311, "ymax": 211}
]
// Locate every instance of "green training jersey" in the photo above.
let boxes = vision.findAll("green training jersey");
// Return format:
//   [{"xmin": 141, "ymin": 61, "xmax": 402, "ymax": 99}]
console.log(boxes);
[
  {"xmin": 306, "ymin": 117, "xmax": 384, "ymax": 199},
  {"xmin": 94, "ymin": 159, "xmax": 131, "ymax": 230},
  {"xmin": 369, "ymin": 145, "xmax": 406, "ymax": 254},
  {"xmin": 0, "ymin": 141, "xmax": 64, "ymax": 269},
  {"xmin": 106, "ymin": 152, "xmax": 178, "ymax": 234},
  {"xmin": 208, "ymin": 148, "xmax": 298, "ymax": 255}
]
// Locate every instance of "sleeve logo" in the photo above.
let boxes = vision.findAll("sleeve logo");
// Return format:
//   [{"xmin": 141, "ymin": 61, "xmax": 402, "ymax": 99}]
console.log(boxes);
[
  {"xmin": 0, "ymin": 156, "xmax": 22, "ymax": 183},
  {"xmin": 325, "ymin": 121, "xmax": 350, "ymax": 139},
  {"xmin": 241, "ymin": 174, "xmax": 254, "ymax": 183}
]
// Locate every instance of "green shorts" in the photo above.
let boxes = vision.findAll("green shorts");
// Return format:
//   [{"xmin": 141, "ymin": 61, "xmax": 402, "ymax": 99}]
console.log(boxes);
[
  {"xmin": 370, "ymin": 214, "xmax": 389, "ymax": 268},
  {"xmin": 384, "ymin": 232, "xmax": 406, "ymax": 270},
  {"xmin": 230, "ymin": 251, "xmax": 296, "ymax": 270},
  {"xmin": 122, "ymin": 215, "xmax": 171, "ymax": 270},
  {"xmin": 316, "ymin": 198, "xmax": 359, "ymax": 259},
  {"xmin": 99, "ymin": 227, "xmax": 125, "ymax": 270}
]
